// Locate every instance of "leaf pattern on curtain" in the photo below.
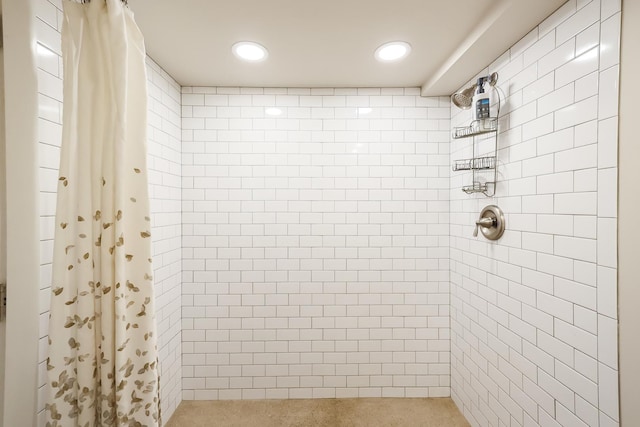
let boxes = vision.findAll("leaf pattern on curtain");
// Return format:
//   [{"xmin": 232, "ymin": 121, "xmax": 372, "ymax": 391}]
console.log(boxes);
[{"xmin": 45, "ymin": 0, "xmax": 160, "ymax": 425}]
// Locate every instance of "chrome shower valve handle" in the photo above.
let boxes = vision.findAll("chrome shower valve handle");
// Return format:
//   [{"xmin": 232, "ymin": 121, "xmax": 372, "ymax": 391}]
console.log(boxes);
[{"xmin": 473, "ymin": 205, "xmax": 505, "ymax": 240}]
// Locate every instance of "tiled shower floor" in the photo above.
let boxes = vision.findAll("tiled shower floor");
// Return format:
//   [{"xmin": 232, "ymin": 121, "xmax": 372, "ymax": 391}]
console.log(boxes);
[{"xmin": 165, "ymin": 397, "xmax": 470, "ymax": 427}]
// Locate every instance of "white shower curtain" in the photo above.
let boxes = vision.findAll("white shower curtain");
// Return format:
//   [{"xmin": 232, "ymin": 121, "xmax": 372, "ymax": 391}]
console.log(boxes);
[{"xmin": 46, "ymin": 0, "xmax": 160, "ymax": 425}]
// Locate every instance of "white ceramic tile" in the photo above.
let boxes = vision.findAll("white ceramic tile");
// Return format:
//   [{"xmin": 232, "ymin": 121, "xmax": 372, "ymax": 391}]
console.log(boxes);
[
  {"xmin": 597, "ymin": 266, "xmax": 617, "ymax": 319},
  {"xmin": 539, "ymin": 0, "xmax": 577, "ymax": 36},
  {"xmin": 555, "ymin": 47, "xmax": 599, "ymax": 89},
  {"xmin": 522, "ymin": 267, "xmax": 554, "ymax": 296},
  {"xmin": 555, "ymin": 319, "xmax": 598, "ymax": 357},
  {"xmin": 536, "ymin": 291, "xmax": 574, "ymax": 323},
  {"xmin": 509, "ymin": 101, "xmax": 538, "ymax": 128},
  {"xmin": 537, "ymin": 369, "xmax": 575, "ymax": 411},
  {"xmin": 598, "ymin": 363, "xmax": 620, "ymax": 421},
  {"xmin": 574, "ymin": 120, "xmax": 599, "ymax": 147},
  {"xmin": 36, "ymin": 0, "xmax": 58, "ymax": 28},
  {"xmin": 576, "ymin": 22, "xmax": 600, "ymax": 56},
  {"xmin": 600, "ymin": 15, "xmax": 620, "ymax": 72},
  {"xmin": 536, "ymin": 127, "xmax": 574, "ymax": 155},
  {"xmin": 508, "ymin": 139, "xmax": 538, "ymax": 162},
  {"xmin": 597, "ymin": 218, "xmax": 617, "ymax": 268},
  {"xmin": 555, "ymin": 275, "xmax": 597, "ymax": 309},
  {"xmin": 574, "ymin": 260, "xmax": 598, "ymax": 288},
  {"xmin": 574, "ymin": 305, "xmax": 598, "ymax": 334},
  {"xmin": 511, "ymin": 64, "xmax": 540, "ymax": 95},
  {"xmin": 511, "ymin": 28, "xmax": 540, "ymax": 59},
  {"xmin": 521, "ymin": 305, "xmax": 553, "ymax": 334},
  {"xmin": 554, "ymin": 192, "xmax": 597, "ymax": 215},
  {"xmin": 37, "ymin": 68, "xmax": 63, "ymax": 102},
  {"xmin": 537, "ymin": 171, "xmax": 574, "ymax": 194},
  {"xmin": 538, "ymin": 215, "xmax": 573, "ymax": 238},
  {"xmin": 598, "ymin": 168, "xmax": 618, "ymax": 218},
  {"xmin": 598, "ymin": 314, "xmax": 618, "ymax": 369},
  {"xmin": 522, "ymin": 194, "xmax": 554, "ymax": 214},
  {"xmin": 601, "ymin": 0, "xmax": 621, "ymax": 20},
  {"xmin": 598, "ymin": 65, "xmax": 620, "ymax": 120},
  {"xmin": 556, "ymin": 0, "xmax": 600, "ymax": 45},
  {"xmin": 538, "ymin": 84, "xmax": 575, "ymax": 116},
  {"xmin": 555, "ymin": 144, "xmax": 597, "ymax": 173},
  {"xmin": 36, "ymin": 43, "xmax": 59, "ymax": 77},
  {"xmin": 522, "ymin": 114, "xmax": 554, "ymax": 141},
  {"xmin": 556, "ymin": 402, "xmax": 590, "ymax": 427},
  {"xmin": 573, "ymin": 215, "xmax": 597, "ymax": 239},
  {"xmin": 574, "ymin": 71, "xmax": 599, "ymax": 102},
  {"xmin": 555, "ymin": 360, "xmax": 598, "ymax": 405},
  {"xmin": 523, "ymin": 377, "xmax": 555, "ymax": 415},
  {"xmin": 600, "ymin": 412, "xmax": 620, "ymax": 427},
  {"xmin": 554, "ymin": 96, "xmax": 598, "ymax": 130},
  {"xmin": 538, "ymin": 39, "xmax": 576, "ymax": 77},
  {"xmin": 522, "ymin": 72, "xmax": 555, "ymax": 104},
  {"xmin": 574, "ymin": 351, "xmax": 598, "ymax": 382},
  {"xmin": 35, "ymin": 17, "xmax": 61, "ymax": 55},
  {"xmin": 554, "ymin": 235, "xmax": 596, "ymax": 263},
  {"xmin": 598, "ymin": 117, "xmax": 618, "ymax": 168}
]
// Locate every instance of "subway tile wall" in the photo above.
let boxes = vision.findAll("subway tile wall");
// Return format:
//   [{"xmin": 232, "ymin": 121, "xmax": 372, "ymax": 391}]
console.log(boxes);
[
  {"xmin": 34, "ymin": 0, "xmax": 183, "ymax": 422},
  {"xmin": 449, "ymin": 1, "xmax": 620, "ymax": 426},
  {"xmin": 180, "ymin": 88, "xmax": 452, "ymax": 399},
  {"xmin": 36, "ymin": 1, "xmax": 64, "ymax": 423},
  {"xmin": 145, "ymin": 58, "xmax": 183, "ymax": 421},
  {"xmin": 29, "ymin": 0, "xmax": 624, "ymax": 424}
]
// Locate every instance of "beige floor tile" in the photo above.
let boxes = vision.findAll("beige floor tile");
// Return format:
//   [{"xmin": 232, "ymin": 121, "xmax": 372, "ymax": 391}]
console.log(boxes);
[{"xmin": 165, "ymin": 398, "xmax": 470, "ymax": 427}]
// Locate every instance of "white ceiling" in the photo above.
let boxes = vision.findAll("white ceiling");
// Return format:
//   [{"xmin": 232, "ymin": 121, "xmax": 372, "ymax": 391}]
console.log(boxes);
[{"xmin": 130, "ymin": 0, "xmax": 566, "ymax": 95}]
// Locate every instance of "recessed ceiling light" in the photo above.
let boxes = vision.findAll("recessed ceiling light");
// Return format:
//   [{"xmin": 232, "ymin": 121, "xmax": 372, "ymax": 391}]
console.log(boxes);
[
  {"xmin": 265, "ymin": 107, "xmax": 282, "ymax": 116},
  {"xmin": 232, "ymin": 41, "xmax": 268, "ymax": 62},
  {"xmin": 374, "ymin": 41, "xmax": 411, "ymax": 62}
]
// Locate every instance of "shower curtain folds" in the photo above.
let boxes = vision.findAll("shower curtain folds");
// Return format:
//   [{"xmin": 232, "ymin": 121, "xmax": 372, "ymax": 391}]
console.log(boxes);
[{"xmin": 45, "ymin": 0, "xmax": 160, "ymax": 425}]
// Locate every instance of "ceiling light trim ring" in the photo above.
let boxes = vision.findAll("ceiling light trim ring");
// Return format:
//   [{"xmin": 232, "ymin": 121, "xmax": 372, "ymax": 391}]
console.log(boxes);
[
  {"xmin": 374, "ymin": 41, "xmax": 412, "ymax": 62},
  {"xmin": 232, "ymin": 41, "xmax": 269, "ymax": 62}
]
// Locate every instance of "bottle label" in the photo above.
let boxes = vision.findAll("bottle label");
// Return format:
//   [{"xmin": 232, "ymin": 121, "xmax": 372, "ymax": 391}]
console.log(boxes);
[{"xmin": 476, "ymin": 97, "xmax": 490, "ymax": 119}]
